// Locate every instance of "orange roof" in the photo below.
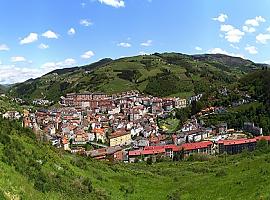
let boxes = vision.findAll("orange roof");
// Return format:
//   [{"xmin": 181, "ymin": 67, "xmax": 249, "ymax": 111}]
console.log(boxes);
[
  {"xmin": 109, "ymin": 130, "xmax": 130, "ymax": 139},
  {"xmin": 93, "ymin": 128, "xmax": 105, "ymax": 135},
  {"xmin": 62, "ymin": 137, "xmax": 69, "ymax": 144}
]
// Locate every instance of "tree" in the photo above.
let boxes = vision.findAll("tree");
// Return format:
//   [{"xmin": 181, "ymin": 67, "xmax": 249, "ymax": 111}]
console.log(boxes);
[
  {"xmin": 256, "ymin": 139, "xmax": 268, "ymax": 152},
  {"xmin": 191, "ymin": 100, "xmax": 204, "ymax": 115},
  {"xmin": 146, "ymin": 157, "xmax": 153, "ymax": 165}
]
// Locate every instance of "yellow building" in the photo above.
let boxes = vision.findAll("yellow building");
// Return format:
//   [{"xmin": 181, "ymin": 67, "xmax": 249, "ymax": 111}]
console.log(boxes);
[
  {"xmin": 109, "ymin": 131, "xmax": 132, "ymax": 147},
  {"xmin": 23, "ymin": 109, "xmax": 30, "ymax": 117}
]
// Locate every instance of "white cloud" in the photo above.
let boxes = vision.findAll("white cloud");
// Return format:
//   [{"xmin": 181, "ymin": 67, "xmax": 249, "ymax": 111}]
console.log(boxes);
[
  {"xmin": 230, "ymin": 44, "xmax": 239, "ymax": 50},
  {"xmin": 20, "ymin": 33, "xmax": 38, "ymax": 44},
  {"xmin": 68, "ymin": 28, "xmax": 76, "ymax": 35},
  {"xmin": 0, "ymin": 58, "xmax": 77, "ymax": 84},
  {"xmin": 243, "ymin": 25, "xmax": 256, "ymax": 33},
  {"xmin": 38, "ymin": 43, "xmax": 49, "ymax": 49},
  {"xmin": 141, "ymin": 40, "xmax": 152, "ymax": 47},
  {"xmin": 0, "ymin": 44, "xmax": 9, "ymax": 51},
  {"xmin": 42, "ymin": 30, "xmax": 59, "ymax": 39},
  {"xmin": 195, "ymin": 46, "xmax": 202, "ymax": 51},
  {"xmin": 98, "ymin": 0, "xmax": 125, "ymax": 8},
  {"xmin": 264, "ymin": 60, "xmax": 270, "ymax": 65},
  {"xmin": 213, "ymin": 13, "xmax": 228, "ymax": 23},
  {"xmin": 63, "ymin": 58, "xmax": 76, "ymax": 66},
  {"xmin": 242, "ymin": 16, "xmax": 265, "ymax": 33},
  {"xmin": 41, "ymin": 58, "xmax": 76, "ymax": 71},
  {"xmin": 11, "ymin": 56, "xmax": 26, "ymax": 62},
  {"xmin": 245, "ymin": 16, "xmax": 266, "ymax": 27},
  {"xmin": 81, "ymin": 51, "xmax": 95, "ymax": 59},
  {"xmin": 245, "ymin": 45, "xmax": 258, "ymax": 54},
  {"xmin": 225, "ymin": 29, "xmax": 245, "ymax": 43},
  {"xmin": 256, "ymin": 33, "xmax": 270, "ymax": 44},
  {"xmin": 80, "ymin": 19, "xmax": 93, "ymax": 27},
  {"xmin": 267, "ymin": 27, "xmax": 270, "ymax": 32},
  {"xmin": 208, "ymin": 48, "xmax": 228, "ymax": 55},
  {"xmin": 220, "ymin": 24, "xmax": 234, "ymax": 32},
  {"xmin": 0, "ymin": 65, "xmax": 42, "ymax": 84},
  {"xmin": 208, "ymin": 48, "xmax": 244, "ymax": 58},
  {"xmin": 117, "ymin": 42, "xmax": 131, "ymax": 48},
  {"xmin": 220, "ymin": 24, "xmax": 244, "ymax": 43},
  {"xmin": 81, "ymin": 2, "xmax": 86, "ymax": 7},
  {"xmin": 139, "ymin": 51, "xmax": 150, "ymax": 55}
]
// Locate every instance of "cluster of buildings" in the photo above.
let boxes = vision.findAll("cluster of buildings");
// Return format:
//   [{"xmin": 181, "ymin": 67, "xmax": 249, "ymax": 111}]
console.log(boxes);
[
  {"xmin": 127, "ymin": 135, "xmax": 270, "ymax": 162},
  {"xmin": 32, "ymin": 99, "xmax": 53, "ymax": 106},
  {"xmin": 15, "ymin": 90, "xmax": 267, "ymax": 163},
  {"xmin": 2, "ymin": 111, "xmax": 21, "ymax": 120},
  {"xmin": 23, "ymin": 91, "xmax": 187, "ymax": 151}
]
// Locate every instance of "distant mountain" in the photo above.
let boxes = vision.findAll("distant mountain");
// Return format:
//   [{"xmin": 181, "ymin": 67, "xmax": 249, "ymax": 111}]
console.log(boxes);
[
  {"xmin": 9, "ymin": 53, "xmax": 263, "ymax": 102},
  {"xmin": 46, "ymin": 58, "xmax": 113, "ymax": 76},
  {"xmin": 192, "ymin": 54, "xmax": 259, "ymax": 72}
]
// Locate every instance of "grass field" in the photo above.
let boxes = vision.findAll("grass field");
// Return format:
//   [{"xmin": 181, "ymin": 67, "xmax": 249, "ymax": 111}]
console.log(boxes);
[{"xmin": 159, "ymin": 118, "xmax": 180, "ymax": 133}]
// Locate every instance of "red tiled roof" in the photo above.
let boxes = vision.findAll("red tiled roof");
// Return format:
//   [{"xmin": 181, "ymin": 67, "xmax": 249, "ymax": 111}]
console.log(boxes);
[
  {"xmin": 256, "ymin": 136, "xmax": 270, "ymax": 141},
  {"xmin": 109, "ymin": 130, "xmax": 130, "ymax": 139},
  {"xmin": 218, "ymin": 138, "xmax": 256, "ymax": 146},
  {"xmin": 128, "ymin": 149, "xmax": 165, "ymax": 156},
  {"xmin": 181, "ymin": 141, "xmax": 212, "ymax": 151},
  {"xmin": 144, "ymin": 146, "xmax": 164, "ymax": 150},
  {"xmin": 144, "ymin": 145, "xmax": 180, "ymax": 152}
]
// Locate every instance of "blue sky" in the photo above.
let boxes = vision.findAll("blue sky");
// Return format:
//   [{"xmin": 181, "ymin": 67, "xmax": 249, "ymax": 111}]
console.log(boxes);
[{"xmin": 0, "ymin": 0, "xmax": 270, "ymax": 84}]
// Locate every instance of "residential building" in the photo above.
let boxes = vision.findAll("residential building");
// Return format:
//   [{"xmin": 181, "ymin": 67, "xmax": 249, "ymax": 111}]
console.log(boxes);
[
  {"xmin": 218, "ymin": 138, "xmax": 257, "ymax": 154},
  {"xmin": 109, "ymin": 130, "xmax": 132, "ymax": 147}
]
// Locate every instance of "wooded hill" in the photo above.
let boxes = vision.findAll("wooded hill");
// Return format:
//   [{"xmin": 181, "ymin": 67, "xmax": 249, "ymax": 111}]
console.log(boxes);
[{"xmin": 8, "ymin": 53, "xmax": 264, "ymax": 102}]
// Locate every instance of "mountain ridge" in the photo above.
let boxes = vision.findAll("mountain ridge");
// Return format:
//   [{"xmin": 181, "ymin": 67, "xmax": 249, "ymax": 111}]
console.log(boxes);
[{"xmin": 8, "ymin": 52, "xmax": 265, "ymax": 102}]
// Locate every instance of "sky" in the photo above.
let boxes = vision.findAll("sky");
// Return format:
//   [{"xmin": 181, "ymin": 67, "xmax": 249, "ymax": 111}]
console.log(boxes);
[{"xmin": 0, "ymin": 0, "xmax": 270, "ymax": 84}]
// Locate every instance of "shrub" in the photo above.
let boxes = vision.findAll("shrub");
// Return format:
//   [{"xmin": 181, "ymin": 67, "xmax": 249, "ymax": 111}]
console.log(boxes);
[
  {"xmin": 120, "ymin": 184, "xmax": 135, "ymax": 198},
  {"xmin": 146, "ymin": 157, "xmax": 153, "ymax": 165},
  {"xmin": 0, "ymin": 191, "xmax": 6, "ymax": 200},
  {"xmin": 187, "ymin": 153, "xmax": 211, "ymax": 162},
  {"xmin": 215, "ymin": 169, "xmax": 227, "ymax": 177},
  {"xmin": 167, "ymin": 190, "xmax": 181, "ymax": 200}
]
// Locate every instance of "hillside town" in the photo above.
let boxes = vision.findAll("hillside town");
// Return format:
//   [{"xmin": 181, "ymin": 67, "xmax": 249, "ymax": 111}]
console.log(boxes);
[{"xmin": 2, "ymin": 90, "xmax": 267, "ymax": 163}]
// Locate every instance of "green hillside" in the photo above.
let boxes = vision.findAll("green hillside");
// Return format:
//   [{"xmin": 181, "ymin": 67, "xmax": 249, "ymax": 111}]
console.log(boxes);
[
  {"xmin": 9, "ymin": 53, "xmax": 262, "ymax": 102},
  {"xmin": 0, "ymin": 85, "xmax": 7, "ymax": 94},
  {"xmin": 2, "ymin": 118, "xmax": 270, "ymax": 199},
  {"xmin": 0, "ymin": 96, "xmax": 22, "ymax": 113},
  {"xmin": 194, "ymin": 68, "xmax": 270, "ymax": 135},
  {"xmin": 240, "ymin": 69, "xmax": 270, "ymax": 105}
]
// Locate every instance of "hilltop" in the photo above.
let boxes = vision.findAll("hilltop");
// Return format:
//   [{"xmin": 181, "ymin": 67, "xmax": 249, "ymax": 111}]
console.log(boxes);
[{"xmin": 8, "ymin": 53, "xmax": 263, "ymax": 102}]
